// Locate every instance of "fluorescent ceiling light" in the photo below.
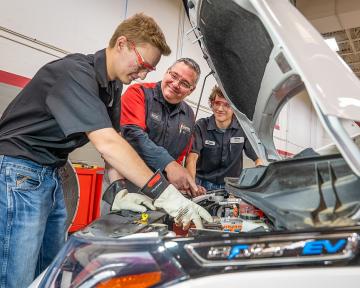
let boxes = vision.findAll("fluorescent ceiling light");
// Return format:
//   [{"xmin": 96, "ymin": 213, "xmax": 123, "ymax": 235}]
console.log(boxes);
[{"xmin": 325, "ymin": 37, "xmax": 339, "ymax": 52}]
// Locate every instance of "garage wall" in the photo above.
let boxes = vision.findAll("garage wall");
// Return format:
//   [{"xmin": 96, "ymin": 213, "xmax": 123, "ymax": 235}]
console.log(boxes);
[
  {"xmin": 274, "ymin": 90, "xmax": 324, "ymax": 157},
  {"xmin": 0, "ymin": 0, "xmax": 215, "ymax": 166},
  {"xmin": 0, "ymin": 0, "xmax": 126, "ymax": 76},
  {"xmin": 0, "ymin": 0, "xmax": 348, "ymax": 167}
]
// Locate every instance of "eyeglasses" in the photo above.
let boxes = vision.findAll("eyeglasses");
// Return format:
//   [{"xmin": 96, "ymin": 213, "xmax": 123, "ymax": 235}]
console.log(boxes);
[
  {"xmin": 212, "ymin": 100, "xmax": 231, "ymax": 110},
  {"xmin": 167, "ymin": 70, "xmax": 193, "ymax": 90},
  {"xmin": 129, "ymin": 41, "xmax": 156, "ymax": 72}
]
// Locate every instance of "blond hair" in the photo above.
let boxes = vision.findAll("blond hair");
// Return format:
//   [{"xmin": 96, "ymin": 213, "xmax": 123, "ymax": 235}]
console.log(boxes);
[{"xmin": 109, "ymin": 13, "xmax": 171, "ymax": 56}]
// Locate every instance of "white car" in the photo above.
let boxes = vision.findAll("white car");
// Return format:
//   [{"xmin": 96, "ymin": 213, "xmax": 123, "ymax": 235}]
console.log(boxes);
[{"xmin": 31, "ymin": 0, "xmax": 360, "ymax": 287}]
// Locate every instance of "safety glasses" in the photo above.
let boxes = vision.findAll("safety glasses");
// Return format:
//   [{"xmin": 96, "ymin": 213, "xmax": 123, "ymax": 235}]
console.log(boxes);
[
  {"xmin": 212, "ymin": 100, "xmax": 231, "ymax": 110},
  {"xmin": 167, "ymin": 70, "xmax": 193, "ymax": 90},
  {"xmin": 129, "ymin": 41, "xmax": 156, "ymax": 72}
]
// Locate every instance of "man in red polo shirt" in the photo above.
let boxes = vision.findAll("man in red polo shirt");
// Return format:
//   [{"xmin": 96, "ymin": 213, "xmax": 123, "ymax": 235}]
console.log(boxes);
[{"xmin": 104, "ymin": 58, "xmax": 206, "ymax": 212}]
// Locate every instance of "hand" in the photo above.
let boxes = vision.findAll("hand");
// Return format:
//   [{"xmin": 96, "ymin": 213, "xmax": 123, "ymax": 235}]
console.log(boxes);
[
  {"xmin": 165, "ymin": 161, "xmax": 199, "ymax": 197},
  {"xmin": 197, "ymin": 185, "xmax": 207, "ymax": 194},
  {"xmin": 112, "ymin": 190, "xmax": 156, "ymax": 213},
  {"xmin": 179, "ymin": 185, "xmax": 206, "ymax": 197},
  {"xmin": 154, "ymin": 184, "xmax": 213, "ymax": 229},
  {"xmin": 103, "ymin": 179, "xmax": 155, "ymax": 213}
]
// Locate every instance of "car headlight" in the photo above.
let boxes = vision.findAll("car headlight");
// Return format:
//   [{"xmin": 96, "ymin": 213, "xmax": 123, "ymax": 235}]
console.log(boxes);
[{"xmin": 38, "ymin": 233, "xmax": 187, "ymax": 288}]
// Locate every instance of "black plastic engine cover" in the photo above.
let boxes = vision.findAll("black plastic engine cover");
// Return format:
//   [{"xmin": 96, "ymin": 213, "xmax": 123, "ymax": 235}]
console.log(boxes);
[
  {"xmin": 226, "ymin": 154, "xmax": 360, "ymax": 230},
  {"xmin": 80, "ymin": 210, "xmax": 167, "ymax": 238}
]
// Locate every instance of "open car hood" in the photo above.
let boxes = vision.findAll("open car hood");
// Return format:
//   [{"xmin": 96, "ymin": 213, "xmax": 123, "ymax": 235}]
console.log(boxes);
[{"xmin": 185, "ymin": 0, "xmax": 360, "ymax": 176}]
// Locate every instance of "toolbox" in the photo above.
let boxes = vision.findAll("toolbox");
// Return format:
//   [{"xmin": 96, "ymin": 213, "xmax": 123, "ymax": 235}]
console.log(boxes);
[{"xmin": 69, "ymin": 165, "xmax": 104, "ymax": 232}]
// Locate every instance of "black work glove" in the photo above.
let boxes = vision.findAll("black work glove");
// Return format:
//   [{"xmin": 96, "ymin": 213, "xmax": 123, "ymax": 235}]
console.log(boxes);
[{"xmin": 102, "ymin": 179, "xmax": 127, "ymax": 205}]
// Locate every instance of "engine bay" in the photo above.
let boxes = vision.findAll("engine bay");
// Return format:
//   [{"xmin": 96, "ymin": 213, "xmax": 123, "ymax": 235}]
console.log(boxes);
[
  {"xmin": 191, "ymin": 190, "xmax": 271, "ymax": 234},
  {"xmin": 84, "ymin": 154, "xmax": 360, "ymax": 240},
  {"xmin": 84, "ymin": 189, "xmax": 273, "ymax": 239}
]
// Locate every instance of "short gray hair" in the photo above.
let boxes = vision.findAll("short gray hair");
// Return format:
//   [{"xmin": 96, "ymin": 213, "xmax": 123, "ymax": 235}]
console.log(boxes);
[{"xmin": 169, "ymin": 58, "xmax": 201, "ymax": 84}]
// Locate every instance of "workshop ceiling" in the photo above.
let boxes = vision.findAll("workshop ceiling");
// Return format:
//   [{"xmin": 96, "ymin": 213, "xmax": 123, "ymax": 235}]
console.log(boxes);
[
  {"xmin": 322, "ymin": 28, "xmax": 360, "ymax": 79},
  {"xmin": 295, "ymin": 0, "xmax": 360, "ymax": 79}
]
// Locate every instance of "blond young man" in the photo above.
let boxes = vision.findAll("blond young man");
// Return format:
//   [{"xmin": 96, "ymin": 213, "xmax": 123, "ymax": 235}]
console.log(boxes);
[{"xmin": 0, "ymin": 14, "xmax": 211, "ymax": 288}]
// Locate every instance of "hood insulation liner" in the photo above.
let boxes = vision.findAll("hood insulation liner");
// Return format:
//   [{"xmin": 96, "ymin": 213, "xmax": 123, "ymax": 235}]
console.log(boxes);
[{"xmin": 199, "ymin": 0, "xmax": 273, "ymax": 120}]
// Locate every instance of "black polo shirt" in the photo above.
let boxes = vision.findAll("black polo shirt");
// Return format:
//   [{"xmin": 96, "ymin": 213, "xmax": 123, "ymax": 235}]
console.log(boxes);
[
  {"xmin": 191, "ymin": 115, "xmax": 258, "ymax": 184},
  {"xmin": 0, "ymin": 49, "xmax": 122, "ymax": 167}
]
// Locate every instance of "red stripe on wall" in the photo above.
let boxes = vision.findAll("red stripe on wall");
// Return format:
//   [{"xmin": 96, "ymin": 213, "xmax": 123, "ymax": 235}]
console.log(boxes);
[
  {"xmin": 0, "ymin": 70, "xmax": 31, "ymax": 88},
  {"xmin": 277, "ymin": 149, "xmax": 294, "ymax": 157}
]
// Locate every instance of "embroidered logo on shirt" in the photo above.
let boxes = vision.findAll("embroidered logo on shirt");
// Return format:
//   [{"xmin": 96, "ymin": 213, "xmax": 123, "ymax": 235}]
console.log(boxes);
[
  {"xmin": 205, "ymin": 140, "xmax": 216, "ymax": 146},
  {"xmin": 150, "ymin": 112, "xmax": 161, "ymax": 122},
  {"xmin": 230, "ymin": 137, "xmax": 244, "ymax": 144},
  {"xmin": 179, "ymin": 123, "xmax": 191, "ymax": 134}
]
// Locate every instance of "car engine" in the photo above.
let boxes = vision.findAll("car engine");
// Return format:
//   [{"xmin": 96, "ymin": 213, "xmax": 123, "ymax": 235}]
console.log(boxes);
[{"xmin": 191, "ymin": 190, "xmax": 271, "ymax": 234}]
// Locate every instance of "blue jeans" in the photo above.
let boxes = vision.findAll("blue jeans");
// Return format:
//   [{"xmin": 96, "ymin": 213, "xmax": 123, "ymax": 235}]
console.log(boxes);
[
  {"xmin": 196, "ymin": 177, "xmax": 225, "ymax": 191},
  {"xmin": 0, "ymin": 156, "xmax": 67, "ymax": 288}
]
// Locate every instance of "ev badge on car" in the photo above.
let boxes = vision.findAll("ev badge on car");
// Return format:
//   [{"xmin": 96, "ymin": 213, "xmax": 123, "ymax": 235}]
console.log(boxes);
[
  {"xmin": 302, "ymin": 239, "xmax": 347, "ymax": 255},
  {"xmin": 184, "ymin": 233, "xmax": 359, "ymax": 267}
]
